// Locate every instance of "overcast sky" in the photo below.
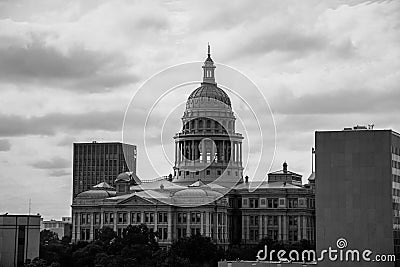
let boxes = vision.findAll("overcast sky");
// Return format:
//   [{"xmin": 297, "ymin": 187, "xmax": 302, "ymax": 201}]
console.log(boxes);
[{"xmin": 0, "ymin": 0, "xmax": 399, "ymax": 220}]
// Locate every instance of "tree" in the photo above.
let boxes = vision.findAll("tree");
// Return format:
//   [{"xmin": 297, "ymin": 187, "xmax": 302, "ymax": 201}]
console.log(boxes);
[
  {"xmin": 40, "ymin": 230, "xmax": 59, "ymax": 245},
  {"xmin": 169, "ymin": 234, "xmax": 218, "ymax": 267}
]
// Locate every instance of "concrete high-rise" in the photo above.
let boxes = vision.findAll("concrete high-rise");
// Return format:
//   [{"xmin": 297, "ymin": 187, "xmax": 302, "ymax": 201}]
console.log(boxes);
[
  {"xmin": 72, "ymin": 142, "xmax": 137, "ymax": 198},
  {"xmin": 0, "ymin": 214, "xmax": 41, "ymax": 267},
  {"xmin": 315, "ymin": 127, "xmax": 400, "ymax": 266}
]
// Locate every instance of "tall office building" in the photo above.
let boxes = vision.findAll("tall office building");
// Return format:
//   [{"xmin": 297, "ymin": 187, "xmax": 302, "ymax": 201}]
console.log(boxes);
[
  {"xmin": 315, "ymin": 127, "xmax": 400, "ymax": 266},
  {"xmin": 0, "ymin": 214, "xmax": 41, "ymax": 267},
  {"xmin": 72, "ymin": 142, "xmax": 137, "ymax": 198}
]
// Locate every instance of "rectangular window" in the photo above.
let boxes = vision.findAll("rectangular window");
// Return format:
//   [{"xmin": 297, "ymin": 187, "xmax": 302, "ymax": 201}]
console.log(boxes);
[
  {"xmin": 94, "ymin": 213, "xmax": 100, "ymax": 225},
  {"xmin": 288, "ymin": 198, "xmax": 298, "ymax": 208},
  {"xmin": 249, "ymin": 198, "xmax": 259, "ymax": 208}
]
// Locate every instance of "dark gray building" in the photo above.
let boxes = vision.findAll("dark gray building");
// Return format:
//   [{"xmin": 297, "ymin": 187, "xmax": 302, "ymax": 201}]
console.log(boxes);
[
  {"xmin": 315, "ymin": 127, "xmax": 400, "ymax": 266},
  {"xmin": 72, "ymin": 142, "xmax": 137, "ymax": 198}
]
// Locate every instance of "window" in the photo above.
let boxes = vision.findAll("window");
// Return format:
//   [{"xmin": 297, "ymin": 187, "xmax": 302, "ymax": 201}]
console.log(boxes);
[
  {"xmin": 249, "ymin": 229, "xmax": 259, "ymax": 241},
  {"xmin": 94, "ymin": 213, "xmax": 100, "ymax": 225},
  {"xmin": 158, "ymin": 227, "xmax": 168, "ymax": 240},
  {"xmin": 178, "ymin": 213, "xmax": 187, "ymax": 223},
  {"xmin": 158, "ymin": 212, "xmax": 168, "ymax": 223},
  {"xmin": 260, "ymin": 198, "xmax": 266, "ymax": 206},
  {"xmin": 206, "ymin": 170, "xmax": 210, "ymax": 175},
  {"xmin": 177, "ymin": 227, "xmax": 187, "ymax": 238},
  {"xmin": 249, "ymin": 215, "xmax": 259, "ymax": 226},
  {"xmin": 195, "ymin": 171, "xmax": 199, "ymax": 175},
  {"xmin": 289, "ymin": 229, "xmax": 298, "ymax": 241},
  {"xmin": 118, "ymin": 212, "xmax": 127, "ymax": 224},
  {"xmin": 145, "ymin": 212, "xmax": 155, "ymax": 223},
  {"xmin": 104, "ymin": 213, "xmax": 109, "ymax": 224},
  {"xmin": 191, "ymin": 212, "xmax": 201, "ymax": 223},
  {"xmin": 81, "ymin": 214, "xmax": 87, "ymax": 225},
  {"xmin": 217, "ymin": 170, "xmax": 221, "ymax": 176},
  {"xmin": 288, "ymin": 198, "xmax": 298, "ymax": 208},
  {"xmin": 288, "ymin": 216, "xmax": 298, "ymax": 226},
  {"xmin": 131, "ymin": 212, "xmax": 141, "ymax": 224},
  {"xmin": 267, "ymin": 216, "xmax": 278, "ymax": 226},
  {"xmin": 267, "ymin": 198, "xmax": 278, "ymax": 208},
  {"xmin": 249, "ymin": 198, "xmax": 259, "ymax": 208}
]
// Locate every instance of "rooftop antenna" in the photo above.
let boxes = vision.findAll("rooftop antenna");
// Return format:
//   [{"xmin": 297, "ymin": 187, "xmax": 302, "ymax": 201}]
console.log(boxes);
[{"xmin": 28, "ymin": 198, "xmax": 31, "ymax": 215}]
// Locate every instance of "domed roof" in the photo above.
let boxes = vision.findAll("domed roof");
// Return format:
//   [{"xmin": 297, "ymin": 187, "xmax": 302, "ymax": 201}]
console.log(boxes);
[
  {"xmin": 174, "ymin": 188, "xmax": 207, "ymax": 198},
  {"xmin": 116, "ymin": 172, "xmax": 131, "ymax": 182},
  {"xmin": 173, "ymin": 188, "xmax": 223, "ymax": 198},
  {"xmin": 115, "ymin": 172, "xmax": 141, "ymax": 185},
  {"xmin": 75, "ymin": 190, "xmax": 116, "ymax": 199},
  {"xmin": 188, "ymin": 83, "xmax": 231, "ymax": 107}
]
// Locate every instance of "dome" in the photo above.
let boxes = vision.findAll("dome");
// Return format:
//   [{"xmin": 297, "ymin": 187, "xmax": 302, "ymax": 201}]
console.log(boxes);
[
  {"xmin": 75, "ymin": 190, "xmax": 116, "ymax": 199},
  {"xmin": 116, "ymin": 172, "xmax": 131, "ymax": 182},
  {"xmin": 188, "ymin": 83, "xmax": 231, "ymax": 107},
  {"xmin": 115, "ymin": 172, "xmax": 141, "ymax": 185},
  {"xmin": 174, "ymin": 188, "xmax": 207, "ymax": 198},
  {"xmin": 173, "ymin": 188, "xmax": 223, "ymax": 198}
]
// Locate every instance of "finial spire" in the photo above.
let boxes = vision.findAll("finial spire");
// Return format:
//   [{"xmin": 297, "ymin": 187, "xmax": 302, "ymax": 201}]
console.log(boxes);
[{"xmin": 208, "ymin": 43, "xmax": 210, "ymax": 57}]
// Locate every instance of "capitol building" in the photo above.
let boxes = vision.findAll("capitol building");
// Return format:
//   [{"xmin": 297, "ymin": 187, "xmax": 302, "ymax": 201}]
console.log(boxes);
[{"xmin": 71, "ymin": 47, "xmax": 316, "ymax": 248}]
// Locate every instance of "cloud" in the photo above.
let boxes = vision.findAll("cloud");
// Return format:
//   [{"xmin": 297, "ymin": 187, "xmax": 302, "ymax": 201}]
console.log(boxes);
[
  {"xmin": 0, "ymin": 139, "xmax": 11, "ymax": 151},
  {"xmin": 31, "ymin": 156, "xmax": 70, "ymax": 169},
  {"xmin": 0, "ymin": 36, "xmax": 138, "ymax": 91},
  {"xmin": 272, "ymin": 86, "xmax": 400, "ymax": 115},
  {"xmin": 49, "ymin": 169, "xmax": 71, "ymax": 177},
  {"xmin": 0, "ymin": 110, "xmax": 124, "ymax": 137}
]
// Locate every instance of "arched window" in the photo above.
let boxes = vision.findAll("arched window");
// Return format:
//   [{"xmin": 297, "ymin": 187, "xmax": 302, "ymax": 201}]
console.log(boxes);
[
  {"xmin": 207, "ymin": 120, "xmax": 211, "ymax": 128},
  {"xmin": 199, "ymin": 120, "xmax": 203, "ymax": 128}
]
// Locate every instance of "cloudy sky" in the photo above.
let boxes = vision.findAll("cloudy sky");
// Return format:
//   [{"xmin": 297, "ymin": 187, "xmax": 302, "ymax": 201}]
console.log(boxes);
[{"xmin": 0, "ymin": 0, "xmax": 399, "ymax": 219}]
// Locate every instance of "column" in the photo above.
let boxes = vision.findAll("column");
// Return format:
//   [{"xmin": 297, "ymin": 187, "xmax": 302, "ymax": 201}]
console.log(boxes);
[
  {"xmin": 264, "ymin": 215, "xmax": 268, "ymax": 237},
  {"xmin": 175, "ymin": 142, "xmax": 178, "ymax": 165},
  {"xmin": 303, "ymin": 216, "xmax": 307, "ymax": 240},
  {"xmin": 298, "ymin": 215, "xmax": 302, "ymax": 241},
  {"xmin": 216, "ymin": 212, "xmax": 219, "ymax": 241},
  {"xmin": 239, "ymin": 143, "xmax": 242, "ymax": 164},
  {"xmin": 100, "ymin": 212, "xmax": 104, "ymax": 228},
  {"xmin": 77, "ymin": 212, "xmax": 81, "ymax": 241},
  {"xmin": 222, "ymin": 141, "xmax": 225, "ymax": 163},
  {"xmin": 154, "ymin": 211, "xmax": 158, "ymax": 232},
  {"xmin": 72, "ymin": 212, "xmax": 77, "ymax": 242},
  {"xmin": 140, "ymin": 211, "xmax": 144, "ymax": 223},
  {"xmin": 167, "ymin": 211, "xmax": 172, "ymax": 241},
  {"xmin": 113, "ymin": 212, "xmax": 117, "ymax": 232},
  {"xmin": 231, "ymin": 142, "xmax": 234, "ymax": 163},
  {"xmin": 200, "ymin": 212, "xmax": 204, "ymax": 234},
  {"xmin": 186, "ymin": 211, "xmax": 190, "ymax": 237},
  {"xmin": 202, "ymin": 140, "xmax": 206, "ymax": 163},
  {"xmin": 206, "ymin": 212, "xmax": 210, "ymax": 236},
  {"xmin": 241, "ymin": 215, "xmax": 245, "ymax": 241},
  {"xmin": 127, "ymin": 212, "xmax": 131, "ymax": 226},
  {"xmin": 90, "ymin": 213, "xmax": 94, "ymax": 241},
  {"xmin": 259, "ymin": 215, "xmax": 263, "ymax": 240},
  {"xmin": 278, "ymin": 215, "xmax": 282, "ymax": 241},
  {"xmin": 282, "ymin": 215, "xmax": 287, "ymax": 242}
]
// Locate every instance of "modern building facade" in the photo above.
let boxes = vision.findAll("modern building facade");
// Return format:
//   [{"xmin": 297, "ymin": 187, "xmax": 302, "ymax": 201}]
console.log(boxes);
[
  {"xmin": 0, "ymin": 214, "xmax": 41, "ymax": 267},
  {"xmin": 40, "ymin": 217, "xmax": 72, "ymax": 240},
  {"xmin": 71, "ymin": 48, "xmax": 315, "ymax": 250},
  {"xmin": 315, "ymin": 127, "xmax": 400, "ymax": 266},
  {"xmin": 72, "ymin": 141, "xmax": 137, "ymax": 198}
]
